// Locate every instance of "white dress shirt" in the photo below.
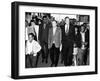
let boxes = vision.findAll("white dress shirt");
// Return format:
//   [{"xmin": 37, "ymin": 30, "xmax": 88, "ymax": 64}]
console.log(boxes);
[
  {"xmin": 26, "ymin": 40, "xmax": 41, "ymax": 55},
  {"xmin": 65, "ymin": 24, "xmax": 69, "ymax": 33}
]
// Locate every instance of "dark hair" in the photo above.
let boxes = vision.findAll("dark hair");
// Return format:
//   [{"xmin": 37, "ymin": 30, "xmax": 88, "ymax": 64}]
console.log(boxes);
[
  {"xmin": 43, "ymin": 16, "xmax": 47, "ymax": 19},
  {"xmin": 74, "ymin": 25, "xmax": 80, "ymax": 33},
  {"xmin": 28, "ymin": 33, "xmax": 34, "ymax": 37},
  {"xmin": 29, "ymin": 20, "xmax": 36, "ymax": 26},
  {"xmin": 74, "ymin": 25, "xmax": 79, "ymax": 28},
  {"xmin": 81, "ymin": 24, "xmax": 86, "ymax": 29},
  {"xmin": 26, "ymin": 12, "xmax": 31, "ymax": 16},
  {"xmin": 65, "ymin": 16, "xmax": 69, "ymax": 20}
]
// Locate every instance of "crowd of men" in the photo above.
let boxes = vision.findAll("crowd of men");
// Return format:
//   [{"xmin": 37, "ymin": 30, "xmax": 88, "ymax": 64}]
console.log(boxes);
[{"xmin": 25, "ymin": 12, "xmax": 89, "ymax": 68}]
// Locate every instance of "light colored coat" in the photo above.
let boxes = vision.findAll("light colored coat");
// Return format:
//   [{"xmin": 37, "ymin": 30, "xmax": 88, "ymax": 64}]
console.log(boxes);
[{"xmin": 48, "ymin": 27, "xmax": 62, "ymax": 49}]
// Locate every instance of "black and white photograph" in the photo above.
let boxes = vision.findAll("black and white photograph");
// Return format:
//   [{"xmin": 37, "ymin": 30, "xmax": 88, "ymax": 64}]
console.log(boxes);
[
  {"xmin": 25, "ymin": 12, "xmax": 90, "ymax": 68},
  {"xmin": 11, "ymin": 1, "xmax": 97, "ymax": 79}
]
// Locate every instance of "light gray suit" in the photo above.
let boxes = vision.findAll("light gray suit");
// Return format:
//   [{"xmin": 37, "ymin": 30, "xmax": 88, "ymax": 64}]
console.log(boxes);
[{"xmin": 48, "ymin": 27, "xmax": 62, "ymax": 49}]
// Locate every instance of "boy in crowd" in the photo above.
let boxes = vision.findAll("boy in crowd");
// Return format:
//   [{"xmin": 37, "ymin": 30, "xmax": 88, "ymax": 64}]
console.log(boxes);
[{"xmin": 25, "ymin": 33, "xmax": 41, "ymax": 68}]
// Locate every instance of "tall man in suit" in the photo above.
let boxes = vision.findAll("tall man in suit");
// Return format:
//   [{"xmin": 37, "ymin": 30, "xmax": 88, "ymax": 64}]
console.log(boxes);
[
  {"xmin": 61, "ymin": 17, "xmax": 74, "ymax": 66},
  {"xmin": 41, "ymin": 16, "xmax": 51, "ymax": 63},
  {"xmin": 48, "ymin": 20, "xmax": 62, "ymax": 67}
]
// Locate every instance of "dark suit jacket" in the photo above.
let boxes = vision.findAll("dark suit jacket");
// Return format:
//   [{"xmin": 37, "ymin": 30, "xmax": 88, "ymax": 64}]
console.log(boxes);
[
  {"xmin": 61, "ymin": 24, "xmax": 74, "ymax": 45},
  {"xmin": 38, "ymin": 24, "xmax": 43, "ymax": 45},
  {"xmin": 74, "ymin": 32, "xmax": 82, "ymax": 48},
  {"xmin": 40, "ymin": 22, "xmax": 52, "ymax": 44}
]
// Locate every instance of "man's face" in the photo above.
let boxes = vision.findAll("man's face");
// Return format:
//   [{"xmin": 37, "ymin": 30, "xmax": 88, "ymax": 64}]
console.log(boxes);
[
  {"xmin": 75, "ymin": 27, "xmax": 78, "ymax": 32},
  {"xmin": 38, "ymin": 20, "xmax": 41, "ymax": 25},
  {"xmin": 28, "ymin": 35, "xmax": 33, "ymax": 42},
  {"xmin": 81, "ymin": 26, "xmax": 85, "ymax": 32},
  {"xmin": 43, "ymin": 18, "xmax": 47, "ymax": 23},
  {"xmin": 52, "ymin": 21, "xmax": 57, "ymax": 27},
  {"xmin": 65, "ymin": 18, "xmax": 69, "ymax": 25}
]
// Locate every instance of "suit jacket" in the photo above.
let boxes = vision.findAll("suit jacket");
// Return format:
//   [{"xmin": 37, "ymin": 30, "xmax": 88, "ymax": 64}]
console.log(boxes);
[
  {"xmin": 38, "ymin": 24, "xmax": 43, "ymax": 45},
  {"xmin": 85, "ymin": 29, "xmax": 89, "ymax": 45},
  {"xmin": 74, "ymin": 32, "xmax": 82, "ymax": 48},
  {"xmin": 48, "ymin": 27, "xmax": 62, "ymax": 49},
  {"xmin": 41, "ymin": 22, "xmax": 52, "ymax": 44},
  {"xmin": 61, "ymin": 24, "xmax": 74, "ymax": 45}
]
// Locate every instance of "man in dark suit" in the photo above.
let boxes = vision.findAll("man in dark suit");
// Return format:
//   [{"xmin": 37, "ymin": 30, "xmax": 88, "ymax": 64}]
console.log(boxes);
[
  {"xmin": 40, "ymin": 16, "xmax": 52, "ymax": 63},
  {"xmin": 35, "ymin": 17, "xmax": 52, "ymax": 66},
  {"xmin": 61, "ymin": 17, "xmax": 74, "ymax": 66}
]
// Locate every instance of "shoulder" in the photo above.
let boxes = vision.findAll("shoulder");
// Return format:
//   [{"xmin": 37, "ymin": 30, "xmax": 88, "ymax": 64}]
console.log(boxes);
[{"xmin": 32, "ymin": 40, "xmax": 38, "ymax": 45}]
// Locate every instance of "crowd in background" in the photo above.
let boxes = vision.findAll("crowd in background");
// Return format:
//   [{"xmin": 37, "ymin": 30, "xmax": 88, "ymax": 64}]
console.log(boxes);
[{"xmin": 25, "ymin": 12, "xmax": 89, "ymax": 68}]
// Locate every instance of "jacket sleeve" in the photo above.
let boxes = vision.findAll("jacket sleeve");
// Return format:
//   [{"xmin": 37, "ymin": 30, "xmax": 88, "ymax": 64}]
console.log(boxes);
[
  {"xmin": 48, "ymin": 29, "xmax": 51, "ymax": 49},
  {"xmin": 59, "ymin": 27, "xmax": 62, "ymax": 45}
]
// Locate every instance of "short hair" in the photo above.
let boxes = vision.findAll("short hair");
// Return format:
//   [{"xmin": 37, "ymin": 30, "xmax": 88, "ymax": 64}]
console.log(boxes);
[
  {"xmin": 65, "ymin": 16, "xmax": 69, "ymax": 20},
  {"xmin": 28, "ymin": 33, "xmax": 34, "ymax": 37},
  {"xmin": 43, "ymin": 16, "xmax": 47, "ymax": 19}
]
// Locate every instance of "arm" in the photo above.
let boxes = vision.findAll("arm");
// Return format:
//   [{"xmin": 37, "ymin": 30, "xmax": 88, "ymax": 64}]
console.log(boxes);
[
  {"xmin": 48, "ymin": 29, "xmax": 51, "ymax": 49},
  {"xmin": 32, "ymin": 41, "xmax": 41, "ymax": 54}
]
